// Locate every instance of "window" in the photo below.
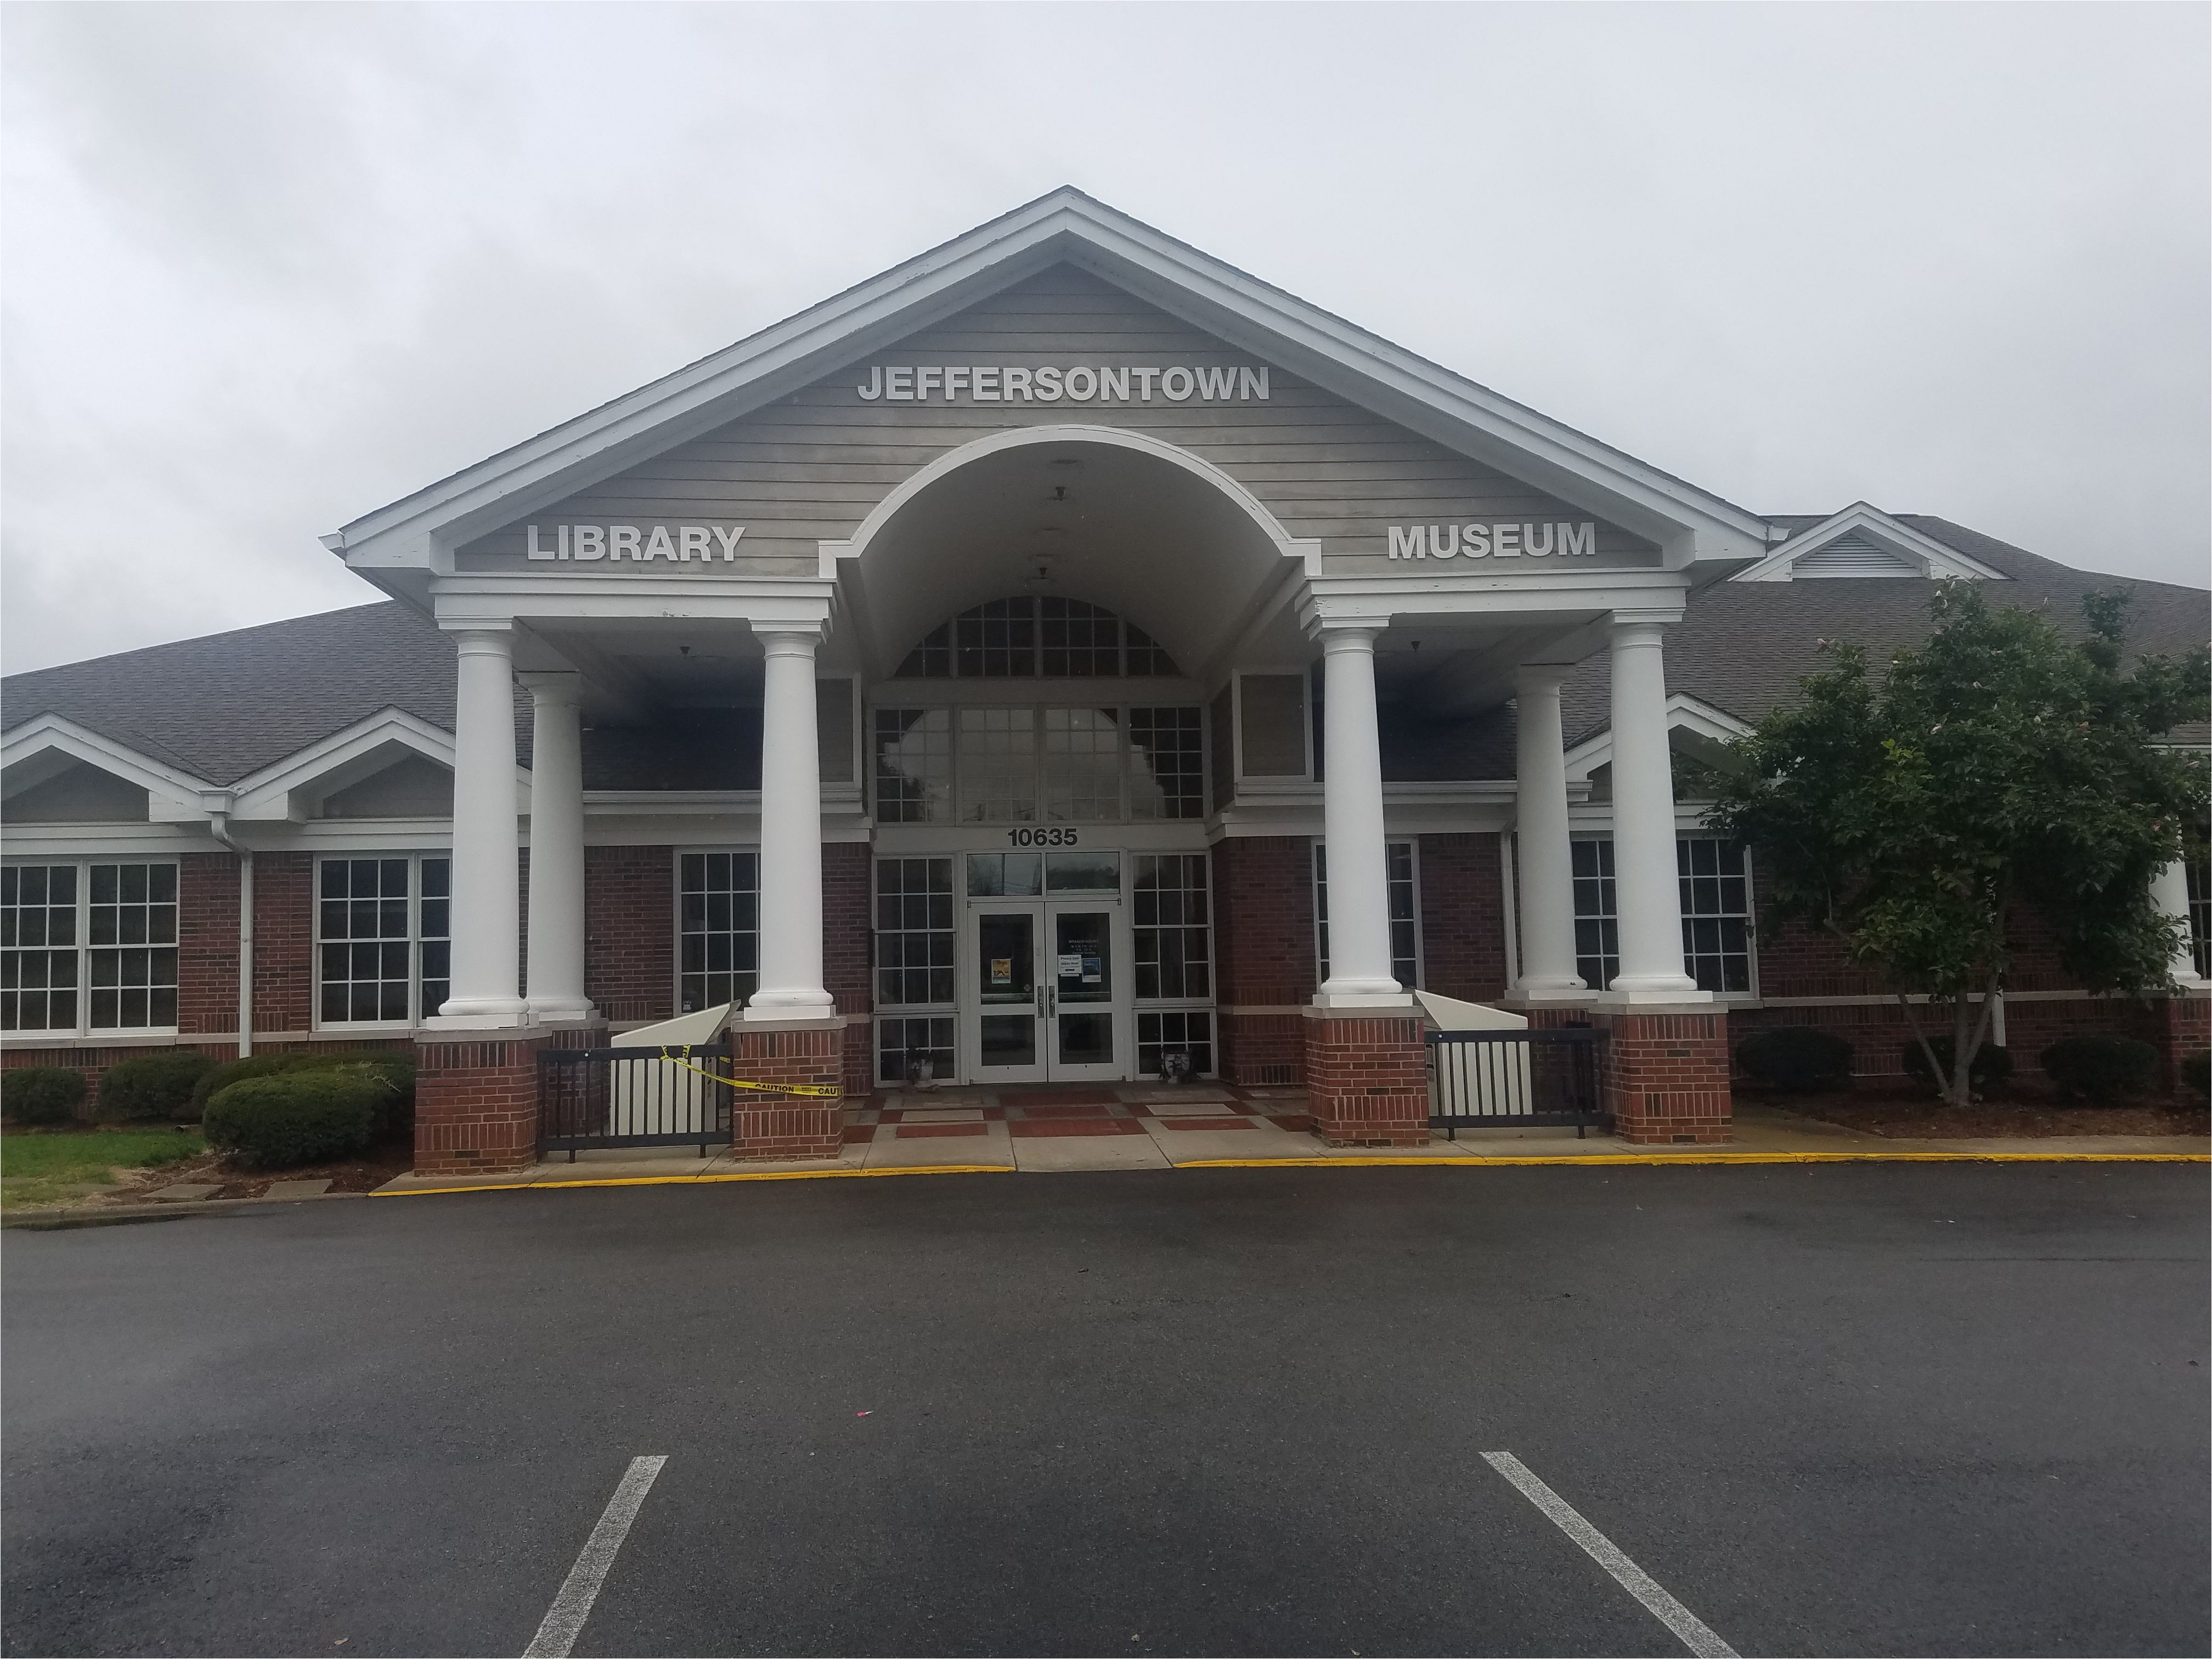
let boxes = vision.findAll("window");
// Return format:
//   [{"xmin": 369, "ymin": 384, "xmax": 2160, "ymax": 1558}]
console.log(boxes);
[
  {"xmin": 1129, "ymin": 707, "xmax": 1204, "ymax": 820},
  {"xmin": 2189, "ymin": 854, "xmax": 2210, "ymax": 981},
  {"xmin": 873, "ymin": 708, "xmax": 953, "ymax": 824},
  {"xmin": 1569, "ymin": 834, "xmax": 1753, "ymax": 994},
  {"xmin": 876, "ymin": 857, "xmax": 954, "ymax": 1007},
  {"xmin": 3, "ymin": 861, "xmax": 178, "ymax": 1035},
  {"xmin": 898, "ymin": 597, "xmax": 1181, "ymax": 679},
  {"xmin": 679, "ymin": 851, "xmax": 758, "ymax": 1013},
  {"xmin": 1137, "ymin": 1009, "xmax": 1214, "ymax": 1079},
  {"xmin": 1313, "ymin": 842, "xmax": 1419, "ymax": 990},
  {"xmin": 872, "ymin": 703, "xmax": 1205, "ymax": 825},
  {"xmin": 1133, "ymin": 854, "xmax": 1211, "ymax": 1001},
  {"xmin": 315, "ymin": 855, "xmax": 449, "ymax": 1026},
  {"xmin": 878, "ymin": 1014, "xmax": 955, "ymax": 1086}
]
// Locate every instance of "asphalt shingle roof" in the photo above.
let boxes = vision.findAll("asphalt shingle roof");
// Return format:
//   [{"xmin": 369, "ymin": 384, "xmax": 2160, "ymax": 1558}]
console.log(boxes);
[{"xmin": 3, "ymin": 516, "xmax": 2203, "ymax": 791}]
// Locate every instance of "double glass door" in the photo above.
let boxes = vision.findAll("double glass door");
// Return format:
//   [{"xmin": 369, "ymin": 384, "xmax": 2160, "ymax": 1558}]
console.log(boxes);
[{"xmin": 964, "ymin": 902, "xmax": 1122, "ymax": 1082}]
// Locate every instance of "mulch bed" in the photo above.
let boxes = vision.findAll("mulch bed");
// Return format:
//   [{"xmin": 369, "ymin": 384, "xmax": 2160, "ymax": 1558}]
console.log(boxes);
[
  {"xmin": 1754, "ymin": 1087, "xmax": 2210, "ymax": 1139},
  {"xmin": 98, "ymin": 1133, "xmax": 415, "ymax": 1203}
]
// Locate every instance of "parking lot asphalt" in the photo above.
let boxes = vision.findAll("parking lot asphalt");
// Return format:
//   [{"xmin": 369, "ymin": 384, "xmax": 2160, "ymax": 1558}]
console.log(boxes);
[{"xmin": 3, "ymin": 1163, "xmax": 2206, "ymax": 1658}]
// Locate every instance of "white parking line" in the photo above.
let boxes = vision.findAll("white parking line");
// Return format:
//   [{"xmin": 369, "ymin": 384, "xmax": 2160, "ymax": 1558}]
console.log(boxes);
[
  {"xmin": 522, "ymin": 1455, "xmax": 668, "ymax": 1659},
  {"xmin": 1482, "ymin": 1451, "xmax": 1739, "ymax": 1659}
]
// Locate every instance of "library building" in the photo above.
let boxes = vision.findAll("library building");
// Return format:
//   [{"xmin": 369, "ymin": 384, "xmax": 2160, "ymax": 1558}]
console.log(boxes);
[{"xmin": 4, "ymin": 190, "xmax": 2206, "ymax": 1175}]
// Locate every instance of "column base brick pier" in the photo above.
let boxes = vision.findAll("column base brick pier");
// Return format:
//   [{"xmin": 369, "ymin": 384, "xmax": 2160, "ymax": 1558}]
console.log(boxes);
[
  {"xmin": 414, "ymin": 1026, "xmax": 591, "ymax": 1176},
  {"xmin": 1587, "ymin": 1005, "xmax": 1733, "ymax": 1144},
  {"xmin": 728, "ymin": 1017, "xmax": 846, "ymax": 1160},
  {"xmin": 1302, "ymin": 1005, "xmax": 1430, "ymax": 1147}
]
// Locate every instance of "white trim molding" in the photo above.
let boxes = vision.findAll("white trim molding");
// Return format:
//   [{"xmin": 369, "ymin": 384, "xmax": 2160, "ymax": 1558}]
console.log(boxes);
[
  {"xmin": 0, "ymin": 714, "xmax": 211, "ymax": 821},
  {"xmin": 1729, "ymin": 504, "xmax": 2008, "ymax": 584}
]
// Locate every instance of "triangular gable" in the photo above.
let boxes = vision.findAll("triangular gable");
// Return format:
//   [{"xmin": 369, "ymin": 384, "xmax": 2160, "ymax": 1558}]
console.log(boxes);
[
  {"xmin": 1731, "ymin": 504, "xmax": 2008, "ymax": 583},
  {"xmin": 329, "ymin": 189, "xmax": 1771, "ymax": 585},
  {"xmin": 0, "ymin": 713, "xmax": 211, "ymax": 822}
]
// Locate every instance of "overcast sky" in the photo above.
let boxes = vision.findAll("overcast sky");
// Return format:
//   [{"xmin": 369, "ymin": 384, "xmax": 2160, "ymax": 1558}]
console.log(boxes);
[{"xmin": 2, "ymin": 2, "xmax": 2205, "ymax": 675}]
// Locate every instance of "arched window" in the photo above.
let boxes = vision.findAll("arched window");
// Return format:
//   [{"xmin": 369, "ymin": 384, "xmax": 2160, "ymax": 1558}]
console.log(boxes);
[{"xmin": 898, "ymin": 597, "xmax": 1177, "ymax": 678}]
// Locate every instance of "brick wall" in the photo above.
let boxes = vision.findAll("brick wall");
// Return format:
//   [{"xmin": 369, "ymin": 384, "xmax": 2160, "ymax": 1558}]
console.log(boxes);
[
  {"xmin": 1214, "ymin": 836, "xmax": 1317, "ymax": 1086},
  {"xmin": 1417, "ymin": 833, "xmax": 1509, "ymax": 1004},
  {"xmin": 177, "ymin": 853, "xmax": 241, "ymax": 1039},
  {"xmin": 253, "ymin": 851, "xmax": 315, "ymax": 1036},
  {"xmin": 1302, "ymin": 1008, "xmax": 1428, "ymax": 1145},
  {"xmin": 727, "ymin": 1020, "xmax": 845, "ymax": 1159},
  {"xmin": 822, "ymin": 843, "xmax": 875, "ymax": 1098},
  {"xmin": 1589, "ymin": 1007, "xmax": 1731, "ymax": 1144},
  {"xmin": 414, "ymin": 1030, "xmax": 568, "ymax": 1176},
  {"xmin": 585, "ymin": 845, "xmax": 674, "ymax": 1024}
]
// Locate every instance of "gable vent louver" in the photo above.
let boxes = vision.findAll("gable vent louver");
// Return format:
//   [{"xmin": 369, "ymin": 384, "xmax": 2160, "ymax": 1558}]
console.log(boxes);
[{"xmin": 1793, "ymin": 529, "xmax": 1922, "ymax": 577}]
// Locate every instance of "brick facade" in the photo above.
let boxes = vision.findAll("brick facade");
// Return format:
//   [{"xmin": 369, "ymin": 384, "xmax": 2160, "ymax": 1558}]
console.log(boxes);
[
  {"xmin": 585, "ymin": 845, "xmax": 675, "ymax": 1024},
  {"xmin": 252, "ymin": 850, "xmax": 315, "ymax": 1036},
  {"xmin": 1417, "ymin": 832, "xmax": 1509, "ymax": 1004},
  {"xmin": 822, "ymin": 843, "xmax": 876, "ymax": 1099},
  {"xmin": 727, "ymin": 1019, "xmax": 845, "ymax": 1159},
  {"xmin": 414, "ymin": 1028, "xmax": 573, "ymax": 1176},
  {"xmin": 1302, "ymin": 1007, "xmax": 1429, "ymax": 1146},
  {"xmin": 1586, "ymin": 1006, "xmax": 1733, "ymax": 1144},
  {"xmin": 1213, "ymin": 836, "xmax": 1317, "ymax": 1086},
  {"xmin": 176, "ymin": 853, "xmax": 241, "ymax": 1039}
]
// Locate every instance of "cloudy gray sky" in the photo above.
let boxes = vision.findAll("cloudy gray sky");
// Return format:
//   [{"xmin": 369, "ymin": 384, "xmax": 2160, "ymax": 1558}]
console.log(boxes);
[{"xmin": 3, "ymin": 2, "xmax": 2205, "ymax": 674}]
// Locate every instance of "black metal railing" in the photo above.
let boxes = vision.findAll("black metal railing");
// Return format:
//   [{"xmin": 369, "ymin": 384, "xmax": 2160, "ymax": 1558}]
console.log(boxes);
[
  {"xmin": 538, "ymin": 1044, "xmax": 733, "ymax": 1160},
  {"xmin": 1426, "ymin": 1026, "xmax": 1609, "ymax": 1138}
]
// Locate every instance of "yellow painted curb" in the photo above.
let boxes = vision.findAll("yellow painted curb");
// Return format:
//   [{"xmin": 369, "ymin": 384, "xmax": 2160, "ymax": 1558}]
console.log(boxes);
[
  {"xmin": 368, "ymin": 1164, "xmax": 1014, "ymax": 1197},
  {"xmin": 1179, "ymin": 1150, "xmax": 2212, "ymax": 1169}
]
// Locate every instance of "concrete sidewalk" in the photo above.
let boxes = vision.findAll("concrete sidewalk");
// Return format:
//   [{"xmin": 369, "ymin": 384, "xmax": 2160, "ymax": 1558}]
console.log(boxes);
[{"xmin": 368, "ymin": 1098, "xmax": 2209, "ymax": 1194}]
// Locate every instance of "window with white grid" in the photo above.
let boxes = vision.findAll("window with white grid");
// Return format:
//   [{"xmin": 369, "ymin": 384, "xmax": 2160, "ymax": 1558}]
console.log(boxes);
[
  {"xmin": 873, "ymin": 707, "xmax": 952, "ymax": 824},
  {"xmin": 1128, "ymin": 707, "xmax": 1204, "ymax": 820},
  {"xmin": 894, "ymin": 598, "xmax": 1183, "ymax": 680},
  {"xmin": 2187, "ymin": 854, "xmax": 2209, "ymax": 981},
  {"xmin": 1042, "ymin": 707, "xmax": 1122, "ymax": 821},
  {"xmin": 958, "ymin": 707, "xmax": 1040, "ymax": 822},
  {"xmin": 874, "ymin": 857, "xmax": 955, "ymax": 1008},
  {"xmin": 679, "ymin": 851, "xmax": 758, "ymax": 1013},
  {"xmin": 1313, "ymin": 842, "xmax": 1419, "ymax": 990},
  {"xmin": 1133, "ymin": 854, "xmax": 1211, "ymax": 1001},
  {"xmin": 1137, "ymin": 1009, "xmax": 1214, "ymax": 1078},
  {"xmin": 1040, "ymin": 597, "xmax": 1121, "ymax": 676},
  {"xmin": 3, "ymin": 861, "xmax": 180, "ymax": 1036},
  {"xmin": 316, "ymin": 855, "xmax": 448, "ymax": 1026},
  {"xmin": 1569, "ymin": 834, "xmax": 1753, "ymax": 994},
  {"xmin": 955, "ymin": 597, "xmax": 1037, "ymax": 677}
]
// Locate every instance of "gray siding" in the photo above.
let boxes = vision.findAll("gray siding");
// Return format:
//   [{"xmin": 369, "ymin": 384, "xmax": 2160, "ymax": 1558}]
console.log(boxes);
[{"xmin": 456, "ymin": 267, "xmax": 1658, "ymax": 578}]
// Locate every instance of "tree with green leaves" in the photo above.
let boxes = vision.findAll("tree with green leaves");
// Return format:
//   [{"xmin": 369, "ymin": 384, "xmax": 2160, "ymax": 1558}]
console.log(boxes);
[{"xmin": 1704, "ymin": 584, "xmax": 2209, "ymax": 1106}]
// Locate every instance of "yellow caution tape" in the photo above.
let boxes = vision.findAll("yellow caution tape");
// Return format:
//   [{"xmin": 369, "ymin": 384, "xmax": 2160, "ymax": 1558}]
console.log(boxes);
[{"xmin": 654, "ymin": 1045, "xmax": 842, "ymax": 1098}]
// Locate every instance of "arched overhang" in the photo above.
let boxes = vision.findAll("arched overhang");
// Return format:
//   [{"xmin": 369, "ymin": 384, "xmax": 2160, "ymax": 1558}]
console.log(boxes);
[{"xmin": 818, "ymin": 425, "xmax": 1321, "ymax": 682}]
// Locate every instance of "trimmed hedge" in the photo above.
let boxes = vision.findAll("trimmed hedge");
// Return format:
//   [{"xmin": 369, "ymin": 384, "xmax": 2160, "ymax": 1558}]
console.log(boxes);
[
  {"xmin": 1736, "ymin": 1028, "xmax": 1853, "ymax": 1094},
  {"xmin": 2039, "ymin": 1035, "xmax": 2159, "ymax": 1104},
  {"xmin": 3, "ymin": 1066, "xmax": 87, "ymax": 1127},
  {"xmin": 189, "ymin": 1049, "xmax": 415, "ymax": 1132},
  {"xmin": 203, "ymin": 1071, "xmax": 384, "ymax": 1171},
  {"xmin": 96, "ymin": 1050, "xmax": 217, "ymax": 1121},
  {"xmin": 1901, "ymin": 1036, "xmax": 2014, "ymax": 1093},
  {"xmin": 2183, "ymin": 1049, "xmax": 2210, "ymax": 1099}
]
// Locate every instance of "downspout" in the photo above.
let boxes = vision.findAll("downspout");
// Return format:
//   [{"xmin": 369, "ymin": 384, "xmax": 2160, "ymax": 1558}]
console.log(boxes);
[{"xmin": 206, "ymin": 807, "xmax": 254, "ymax": 1059}]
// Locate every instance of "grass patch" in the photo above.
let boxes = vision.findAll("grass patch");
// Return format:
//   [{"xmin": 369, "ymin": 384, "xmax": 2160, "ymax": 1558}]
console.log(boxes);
[{"xmin": 0, "ymin": 1128, "xmax": 206, "ymax": 1210}]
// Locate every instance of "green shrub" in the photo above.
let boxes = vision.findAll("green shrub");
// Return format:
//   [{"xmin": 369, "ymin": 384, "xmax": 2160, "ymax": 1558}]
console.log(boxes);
[
  {"xmin": 1735, "ymin": 1028, "xmax": 1854, "ymax": 1094},
  {"xmin": 2039, "ymin": 1035, "xmax": 2159, "ymax": 1104},
  {"xmin": 325, "ymin": 1057, "xmax": 415, "ymax": 1135},
  {"xmin": 95, "ymin": 1050, "xmax": 217, "ymax": 1121},
  {"xmin": 188, "ymin": 1048, "xmax": 415, "ymax": 1130},
  {"xmin": 203, "ymin": 1072, "xmax": 382, "ymax": 1171},
  {"xmin": 2183, "ymin": 1049, "xmax": 2210, "ymax": 1099},
  {"xmin": 3, "ymin": 1066, "xmax": 87, "ymax": 1127},
  {"xmin": 1901, "ymin": 1035, "xmax": 2013, "ymax": 1094}
]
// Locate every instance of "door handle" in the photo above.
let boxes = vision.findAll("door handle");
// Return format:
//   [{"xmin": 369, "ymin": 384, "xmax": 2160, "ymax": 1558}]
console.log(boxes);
[
  {"xmin": 1048, "ymin": 986, "xmax": 1059, "ymax": 1015},
  {"xmin": 1035, "ymin": 982, "xmax": 1048, "ymax": 1017}
]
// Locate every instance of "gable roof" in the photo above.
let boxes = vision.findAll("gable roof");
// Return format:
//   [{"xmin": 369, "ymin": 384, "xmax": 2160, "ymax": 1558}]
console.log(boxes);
[
  {"xmin": 327, "ymin": 188, "xmax": 1772, "ymax": 582},
  {"xmin": 1559, "ymin": 515, "xmax": 2211, "ymax": 747},
  {"xmin": 1729, "ymin": 503, "xmax": 2008, "ymax": 583}
]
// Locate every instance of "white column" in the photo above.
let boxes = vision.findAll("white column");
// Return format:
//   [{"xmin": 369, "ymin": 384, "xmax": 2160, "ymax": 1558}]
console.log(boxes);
[
  {"xmin": 1605, "ymin": 617, "xmax": 1706, "ymax": 1002},
  {"xmin": 2153, "ymin": 860, "xmax": 2210, "ymax": 990},
  {"xmin": 1513, "ymin": 665, "xmax": 1587, "ymax": 1000},
  {"xmin": 1313, "ymin": 624, "xmax": 1410, "ymax": 1007},
  {"xmin": 744, "ymin": 625, "xmax": 836, "ymax": 1022},
  {"xmin": 430, "ymin": 625, "xmax": 529, "ymax": 1026},
  {"xmin": 522, "ymin": 673, "xmax": 595, "ymax": 1023}
]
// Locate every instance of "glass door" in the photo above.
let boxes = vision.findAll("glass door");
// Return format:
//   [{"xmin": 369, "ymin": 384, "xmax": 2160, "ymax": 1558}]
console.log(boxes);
[
  {"xmin": 964, "ymin": 904, "xmax": 1047, "ymax": 1082},
  {"xmin": 1046, "ymin": 906, "xmax": 1122, "ymax": 1080}
]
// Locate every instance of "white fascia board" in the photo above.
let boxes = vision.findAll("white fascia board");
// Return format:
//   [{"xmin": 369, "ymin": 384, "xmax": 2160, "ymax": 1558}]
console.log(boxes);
[
  {"xmin": 1731, "ymin": 503, "xmax": 2008, "ymax": 584},
  {"xmin": 225, "ymin": 708, "xmax": 524, "ymax": 822},
  {"xmin": 430, "ymin": 579, "xmax": 834, "ymax": 629},
  {"xmin": 1561, "ymin": 693, "xmax": 1753, "ymax": 782},
  {"xmin": 0, "ymin": 714, "xmax": 211, "ymax": 819},
  {"xmin": 1299, "ymin": 568, "xmax": 1690, "ymax": 632},
  {"xmin": 0, "ymin": 823, "xmax": 228, "ymax": 858},
  {"xmin": 331, "ymin": 189, "xmax": 1770, "ymax": 571}
]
